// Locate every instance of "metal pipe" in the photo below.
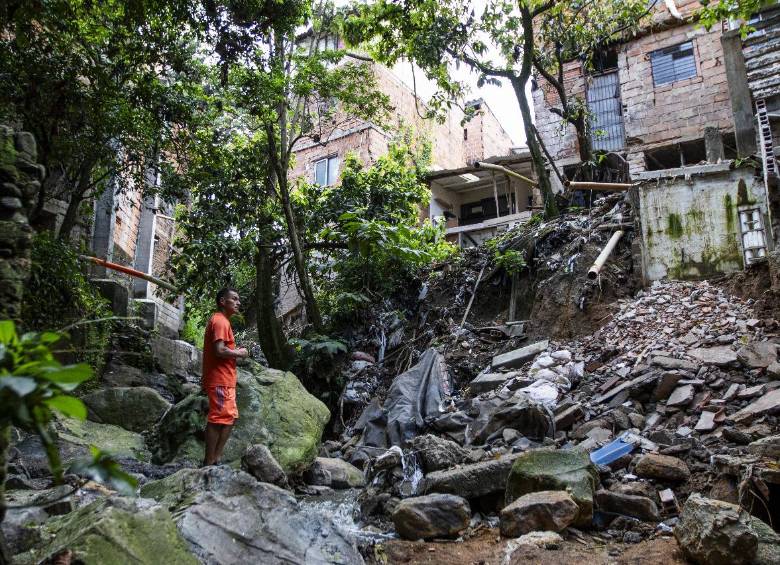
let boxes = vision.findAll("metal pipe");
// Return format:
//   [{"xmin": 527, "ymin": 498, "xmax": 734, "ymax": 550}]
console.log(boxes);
[
  {"xmin": 79, "ymin": 255, "xmax": 178, "ymax": 292},
  {"xmin": 587, "ymin": 230, "xmax": 624, "ymax": 280},
  {"xmin": 474, "ymin": 161, "xmax": 538, "ymax": 186},
  {"xmin": 566, "ymin": 181, "xmax": 633, "ymax": 191}
]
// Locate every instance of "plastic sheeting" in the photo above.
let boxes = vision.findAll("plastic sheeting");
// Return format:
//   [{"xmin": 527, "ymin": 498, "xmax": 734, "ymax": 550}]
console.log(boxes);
[{"xmin": 384, "ymin": 349, "xmax": 451, "ymax": 446}]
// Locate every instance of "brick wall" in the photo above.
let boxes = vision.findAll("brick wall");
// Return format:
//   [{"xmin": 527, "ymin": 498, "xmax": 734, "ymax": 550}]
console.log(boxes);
[
  {"xmin": 290, "ymin": 62, "xmax": 508, "ymax": 184},
  {"xmin": 532, "ymin": 1, "xmax": 733, "ymax": 175},
  {"xmin": 112, "ymin": 180, "xmax": 143, "ymax": 265},
  {"xmin": 620, "ymin": 23, "xmax": 733, "ymax": 163}
]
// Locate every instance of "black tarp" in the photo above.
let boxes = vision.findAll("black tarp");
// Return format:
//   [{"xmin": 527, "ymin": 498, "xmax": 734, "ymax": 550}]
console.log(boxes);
[{"xmin": 384, "ymin": 348, "xmax": 451, "ymax": 446}]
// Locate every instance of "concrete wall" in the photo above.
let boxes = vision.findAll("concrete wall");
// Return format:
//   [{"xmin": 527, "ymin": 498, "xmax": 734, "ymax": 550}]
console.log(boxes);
[{"xmin": 636, "ymin": 165, "xmax": 767, "ymax": 281}]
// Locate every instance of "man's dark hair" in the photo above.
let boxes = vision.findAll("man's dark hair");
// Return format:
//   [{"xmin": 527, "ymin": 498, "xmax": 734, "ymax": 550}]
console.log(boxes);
[{"xmin": 216, "ymin": 287, "xmax": 238, "ymax": 308}]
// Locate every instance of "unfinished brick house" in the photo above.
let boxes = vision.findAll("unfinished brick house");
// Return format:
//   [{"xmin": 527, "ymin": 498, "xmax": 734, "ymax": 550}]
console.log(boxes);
[
  {"xmin": 89, "ymin": 167, "xmax": 184, "ymax": 337},
  {"xmin": 532, "ymin": 0, "xmax": 778, "ymax": 281},
  {"xmin": 280, "ymin": 53, "xmax": 516, "ymax": 321}
]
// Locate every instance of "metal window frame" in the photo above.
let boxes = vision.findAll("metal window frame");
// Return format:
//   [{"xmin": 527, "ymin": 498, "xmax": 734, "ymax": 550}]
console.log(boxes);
[{"xmin": 650, "ymin": 41, "xmax": 697, "ymax": 87}]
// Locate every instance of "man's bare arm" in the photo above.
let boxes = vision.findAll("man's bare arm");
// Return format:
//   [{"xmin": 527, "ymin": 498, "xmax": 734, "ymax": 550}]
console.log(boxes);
[{"xmin": 214, "ymin": 340, "xmax": 249, "ymax": 359}]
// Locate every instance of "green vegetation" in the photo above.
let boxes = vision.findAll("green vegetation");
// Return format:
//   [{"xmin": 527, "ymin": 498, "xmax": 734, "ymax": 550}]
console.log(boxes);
[
  {"xmin": 0, "ymin": 321, "xmax": 136, "ymax": 550},
  {"xmin": 23, "ymin": 233, "xmax": 112, "ymax": 374}
]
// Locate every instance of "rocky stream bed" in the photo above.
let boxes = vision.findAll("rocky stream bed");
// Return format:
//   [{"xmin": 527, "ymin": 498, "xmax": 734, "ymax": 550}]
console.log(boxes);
[{"xmin": 5, "ymin": 198, "xmax": 780, "ymax": 564}]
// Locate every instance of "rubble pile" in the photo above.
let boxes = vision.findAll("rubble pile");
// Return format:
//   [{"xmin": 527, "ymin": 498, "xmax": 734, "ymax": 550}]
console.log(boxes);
[{"xmin": 322, "ymin": 275, "xmax": 780, "ymax": 560}]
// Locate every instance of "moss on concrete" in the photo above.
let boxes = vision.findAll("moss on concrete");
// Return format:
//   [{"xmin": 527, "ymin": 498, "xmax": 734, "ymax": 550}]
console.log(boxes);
[
  {"xmin": 737, "ymin": 178, "xmax": 757, "ymax": 206},
  {"xmin": 666, "ymin": 213, "xmax": 684, "ymax": 239}
]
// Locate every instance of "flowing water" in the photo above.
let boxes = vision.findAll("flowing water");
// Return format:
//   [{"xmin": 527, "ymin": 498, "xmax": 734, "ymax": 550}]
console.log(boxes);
[{"xmin": 297, "ymin": 488, "xmax": 394, "ymax": 542}]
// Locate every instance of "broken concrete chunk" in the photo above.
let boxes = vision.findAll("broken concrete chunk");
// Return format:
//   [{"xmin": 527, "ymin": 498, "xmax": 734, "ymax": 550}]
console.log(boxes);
[
  {"xmin": 746, "ymin": 435, "xmax": 780, "ymax": 459},
  {"xmin": 688, "ymin": 346, "xmax": 739, "ymax": 368},
  {"xmin": 652, "ymin": 356, "xmax": 698, "ymax": 372},
  {"xmin": 634, "ymin": 453, "xmax": 690, "ymax": 482},
  {"xmin": 730, "ymin": 389, "xmax": 780, "ymax": 423},
  {"xmin": 595, "ymin": 489, "xmax": 660, "ymax": 522},
  {"xmin": 554, "ymin": 404, "xmax": 585, "ymax": 430},
  {"xmin": 653, "ymin": 372, "xmax": 683, "ymax": 400},
  {"xmin": 392, "ymin": 494, "xmax": 470, "ymax": 540},
  {"xmin": 492, "ymin": 340, "xmax": 549, "ymax": 370},
  {"xmin": 505, "ymin": 449, "xmax": 597, "ymax": 528},
  {"xmin": 423, "ymin": 454, "xmax": 520, "ymax": 499},
  {"xmin": 499, "ymin": 491, "xmax": 579, "ymax": 537},
  {"xmin": 694, "ymin": 411, "xmax": 718, "ymax": 432},
  {"xmin": 469, "ymin": 372, "xmax": 511, "ymax": 394},
  {"xmin": 737, "ymin": 341, "xmax": 778, "ymax": 369},
  {"xmin": 666, "ymin": 384, "xmax": 695, "ymax": 408},
  {"xmin": 737, "ymin": 384, "xmax": 765, "ymax": 400},
  {"xmin": 674, "ymin": 493, "xmax": 779, "ymax": 565},
  {"xmin": 410, "ymin": 434, "xmax": 468, "ymax": 473}
]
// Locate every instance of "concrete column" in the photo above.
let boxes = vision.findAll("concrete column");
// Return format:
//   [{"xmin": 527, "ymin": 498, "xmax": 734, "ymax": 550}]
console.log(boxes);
[
  {"xmin": 132, "ymin": 166, "xmax": 159, "ymax": 298},
  {"xmin": 705, "ymin": 126, "xmax": 725, "ymax": 163},
  {"xmin": 90, "ymin": 179, "xmax": 117, "ymax": 276},
  {"xmin": 721, "ymin": 31, "xmax": 757, "ymax": 157}
]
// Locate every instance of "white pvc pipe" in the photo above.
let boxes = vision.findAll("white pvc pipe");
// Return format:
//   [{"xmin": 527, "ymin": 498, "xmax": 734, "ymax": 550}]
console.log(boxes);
[{"xmin": 588, "ymin": 230, "xmax": 624, "ymax": 280}]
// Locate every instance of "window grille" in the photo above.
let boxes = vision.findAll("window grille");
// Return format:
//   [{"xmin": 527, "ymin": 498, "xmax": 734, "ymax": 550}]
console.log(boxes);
[
  {"xmin": 587, "ymin": 71, "xmax": 625, "ymax": 151},
  {"xmin": 650, "ymin": 41, "xmax": 696, "ymax": 86}
]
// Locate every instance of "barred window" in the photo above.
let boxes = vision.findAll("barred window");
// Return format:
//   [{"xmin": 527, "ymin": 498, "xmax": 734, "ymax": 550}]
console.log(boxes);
[{"xmin": 650, "ymin": 41, "xmax": 696, "ymax": 87}]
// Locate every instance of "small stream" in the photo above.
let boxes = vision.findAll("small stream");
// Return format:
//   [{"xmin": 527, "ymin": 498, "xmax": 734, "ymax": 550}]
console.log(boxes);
[{"xmin": 297, "ymin": 488, "xmax": 395, "ymax": 542}]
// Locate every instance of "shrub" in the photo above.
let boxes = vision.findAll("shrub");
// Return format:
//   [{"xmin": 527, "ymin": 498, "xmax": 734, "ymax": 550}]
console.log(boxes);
[{"xmin": 22, "ymin": 233, "xmax": 112, "ymax": 374}]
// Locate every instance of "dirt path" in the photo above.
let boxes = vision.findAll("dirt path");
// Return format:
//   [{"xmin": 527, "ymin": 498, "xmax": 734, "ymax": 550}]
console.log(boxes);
[{"xmin": 372, "ymin": 530, "xmax": 686, "ymax": 565}]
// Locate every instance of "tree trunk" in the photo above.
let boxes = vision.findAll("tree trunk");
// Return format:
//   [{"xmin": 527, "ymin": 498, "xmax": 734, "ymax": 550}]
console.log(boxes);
[
  {"xmin": 276, "ymin": 175, "xmax": 324, "ymax": 331},
  {"xmin": 511, "ymin": 80, "xmax": 559, "ymax": 219},
  {"xmin": 57, "ymin": 160, "xmax": 94, "ymax": 240},
  {"xmin": 517, "ymin": 7, "xmax": 559, "ymax": 219},
  {"xmin": 254, "ymin": 243, "xmax": 292, "ymax": 368}
]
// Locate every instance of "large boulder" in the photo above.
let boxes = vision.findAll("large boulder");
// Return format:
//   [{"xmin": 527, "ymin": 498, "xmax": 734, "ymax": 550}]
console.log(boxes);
[
  {"xmin": 140, "ymin": 466, "xmax": 363, "ymax": 564},
  {"xmin": 304, "ymin": 457, "xmax": 365, "ymax": 489},
  {"xmin": 391, "ymin": 494, "xmax": 470, "ymax": 540},
  {"xmin": 82, "ymin": 386, "xmax": 170, "ymax": 432},
  {"xmin": 674, "ymin": 493, "xmax": 780, "ymax": 565},
  {"xmin": 505, "ymin": 449, "xmax": 597, "ymax": 528},
  {"xmin": 410, "ymin": 434, "xmax": 468, "ymax": 472},
  {"xmin": 499, "ymin": 491, "xmax": 579, "ymax": 537},
  {"xmin": 150, "ymin": 362, "xmax": 330, "ymax": 474},
  {"xmin": 18, "ymin": 497, "xmax": 197, "ymax": 564}
]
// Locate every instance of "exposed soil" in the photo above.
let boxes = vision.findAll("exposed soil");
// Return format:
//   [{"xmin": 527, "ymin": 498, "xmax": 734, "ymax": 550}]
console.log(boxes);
[
  {"xmin": 714, "ymin": 258, "xmax": 780, "ymax": 322},
  {"xmin": 371, "ymin": 529, "xmax": 685, "ymax": 565}
]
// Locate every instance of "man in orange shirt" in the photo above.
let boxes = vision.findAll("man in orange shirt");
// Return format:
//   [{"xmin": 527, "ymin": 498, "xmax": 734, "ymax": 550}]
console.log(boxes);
[{"xmin": 201, "ymin": 287, "xmax": 249, "ymax": 466}]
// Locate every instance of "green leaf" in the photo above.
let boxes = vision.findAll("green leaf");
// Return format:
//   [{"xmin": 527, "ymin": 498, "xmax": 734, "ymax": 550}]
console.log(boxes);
[
  {"xmin": 39, "ymin": 364, "xmax": 93, "ymax": 384},
  {"xmin": 0, "ymin": 320, "xmax": 18, "ymax": 345},
  {"xmin": 44, "ymin": 395, "xmax": 87, "ymax": 420},
  {"xmin": 0, "ymin": 375, "xmax": 37, "ymax": 396}
]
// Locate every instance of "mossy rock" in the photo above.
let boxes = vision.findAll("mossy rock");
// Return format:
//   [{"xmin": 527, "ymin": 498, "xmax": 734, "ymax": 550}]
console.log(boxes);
[
  {"xmin": 505, "ymin": 448, "xmax": 597, "ymax": 528},
  {"xmin": 56, "ymin": 416, "xmax": 151, "ymax": 462},
  {"xmin": 15, "ymin": 497, "xmax": 197, "ymax": 564},
  {"xmin": 150, "ymin": 362, "xmax": 330, "ymax": 474},
  {"xmin": 82, "ymin": 386, "xmax": 171, "ymax": 432}
]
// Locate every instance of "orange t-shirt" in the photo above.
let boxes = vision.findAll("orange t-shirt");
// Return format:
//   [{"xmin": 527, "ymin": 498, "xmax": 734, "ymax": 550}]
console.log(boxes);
[{"xmin": 202, "ymin": 311, "xmax": 236, "ymax": 388}]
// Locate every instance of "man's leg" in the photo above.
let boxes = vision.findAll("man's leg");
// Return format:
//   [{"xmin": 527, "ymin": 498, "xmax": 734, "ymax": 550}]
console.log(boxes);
[
  {"xmin": 214, "ymin": 424, "xmax": 233, "ymax": 463},
  {"xmin": 204, "ymin": 422, "xmax": 223, "ymax": 466}
]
